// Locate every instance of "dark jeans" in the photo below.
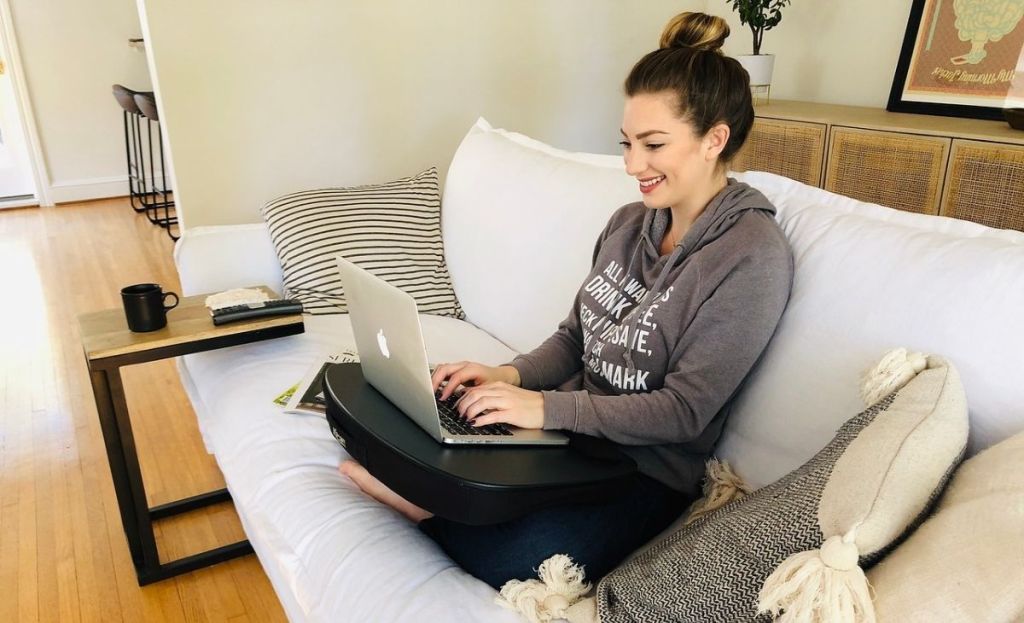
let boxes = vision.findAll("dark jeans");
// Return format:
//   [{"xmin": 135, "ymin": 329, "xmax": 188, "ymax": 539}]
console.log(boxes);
[{"xmin": 418, "ymin": 474, "xmax": 691, "ymax": 589}]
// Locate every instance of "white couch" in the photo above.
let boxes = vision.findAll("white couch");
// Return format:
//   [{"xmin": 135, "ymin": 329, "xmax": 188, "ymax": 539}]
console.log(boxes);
[{"xmin": 174, "ymin": 119, "xmax": 1024, "ymax": 622}]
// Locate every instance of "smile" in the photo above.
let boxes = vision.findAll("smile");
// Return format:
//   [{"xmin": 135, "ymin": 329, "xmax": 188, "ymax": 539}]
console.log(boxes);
[{"xmin": 638, "ymin": 175, "xmax": 665, "ymax": 194}]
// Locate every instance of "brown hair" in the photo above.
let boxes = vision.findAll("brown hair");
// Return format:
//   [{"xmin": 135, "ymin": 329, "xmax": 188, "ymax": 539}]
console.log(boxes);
[{"xmin": 626, "ymin": 12, "xmax": 753, "ymax": 164}]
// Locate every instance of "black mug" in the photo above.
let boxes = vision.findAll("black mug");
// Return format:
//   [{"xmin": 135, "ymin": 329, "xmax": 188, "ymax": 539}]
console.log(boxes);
[{"xmin": 121, "ymin": 283, "xmax": 179, "ymax": 332}]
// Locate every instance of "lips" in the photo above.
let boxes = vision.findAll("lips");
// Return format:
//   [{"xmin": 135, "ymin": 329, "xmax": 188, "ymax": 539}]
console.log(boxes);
[{"xmin": 638, "ymin": 175, "xmax": 665, "ymax": 195}]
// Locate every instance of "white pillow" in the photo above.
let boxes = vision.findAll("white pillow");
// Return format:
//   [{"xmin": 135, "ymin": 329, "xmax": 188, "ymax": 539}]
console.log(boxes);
[
  {"xmin": 442, "ymin": 118, "xmax": 639, "ymax": 353},
  {"xmin": 472, "ymin": 117, "xmax": 625, "ymax": 168},
  {"xmin": 717, "ymin": 171, "xmax": 1024, "ymax": 487}
]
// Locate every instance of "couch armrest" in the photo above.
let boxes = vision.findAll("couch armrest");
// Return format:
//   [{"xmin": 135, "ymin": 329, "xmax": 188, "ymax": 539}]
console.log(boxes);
[{"xmin": 173, "ymin": 223, "xmax": 284, "ymax": 296}]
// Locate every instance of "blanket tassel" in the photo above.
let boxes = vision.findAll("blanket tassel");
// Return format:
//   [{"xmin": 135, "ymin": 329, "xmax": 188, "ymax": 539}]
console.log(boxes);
[
  {"xmin": 496, "ymin": 554, "xmax": 591, "ymax": 623},
  {"xmin": 757, "ymin": 529, "xmax": 876, "ymax": 623}
]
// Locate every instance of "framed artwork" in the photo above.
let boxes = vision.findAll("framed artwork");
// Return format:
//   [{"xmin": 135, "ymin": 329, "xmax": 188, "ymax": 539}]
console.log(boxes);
[{"xmin": 888, "ymin": 0, "xmax": 1024, "ymax": 120}]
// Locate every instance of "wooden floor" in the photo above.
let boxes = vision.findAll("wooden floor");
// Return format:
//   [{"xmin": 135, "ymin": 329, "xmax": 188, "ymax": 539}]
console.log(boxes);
[{"xmin": 0, "ymin": 199, "xmax": 287, "ymax": 622}]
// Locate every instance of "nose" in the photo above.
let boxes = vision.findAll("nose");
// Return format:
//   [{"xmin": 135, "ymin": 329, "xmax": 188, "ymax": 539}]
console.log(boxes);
[{"xmin": 624, "ymin": 148, "xmax": 645, "ymax": 177}]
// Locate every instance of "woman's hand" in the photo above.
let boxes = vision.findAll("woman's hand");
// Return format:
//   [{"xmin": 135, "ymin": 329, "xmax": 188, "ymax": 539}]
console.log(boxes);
[
  {"xmin": 431, "ymin": 361, "xmax": 520, "ymax": 400},
  {"xmin": 456, "ymin": 382, "xmax": 545, "ymax": 430}
]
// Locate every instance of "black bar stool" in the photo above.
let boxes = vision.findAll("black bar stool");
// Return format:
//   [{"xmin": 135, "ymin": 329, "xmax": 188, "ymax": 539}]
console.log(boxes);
[
  {"xmin": 112, "ymin": 84, "xmax": 151, "ymax": 215},
  {"xmin": 134, "ymin": 92, "xmax": 178, "ymax": 241}
]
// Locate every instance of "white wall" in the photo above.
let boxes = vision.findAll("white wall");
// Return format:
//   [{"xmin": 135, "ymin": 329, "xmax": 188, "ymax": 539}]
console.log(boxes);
[
  {"xmin": 138, "ymin": 0, "xmax": 699, "ymax": 228},
  {"xmin": 9, "ymin": 0, "xmax": 149, "ymax": 203},
  {"xmin": 715, "ymin": 1, "xmax": 914, "ymax": 108},
  {"xmin": 140, "ymin": 0, "xmax": 916, "ymax": 229}
]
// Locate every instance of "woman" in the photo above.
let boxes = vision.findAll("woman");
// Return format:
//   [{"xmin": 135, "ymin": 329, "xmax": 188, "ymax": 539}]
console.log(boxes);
[{"xmin": 339, "ymin": 11, "xmax": 794, "ymax": 589}]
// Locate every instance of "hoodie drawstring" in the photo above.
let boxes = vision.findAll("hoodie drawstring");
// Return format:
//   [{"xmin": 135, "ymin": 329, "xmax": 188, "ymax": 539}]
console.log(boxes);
[
  {"xmin": 582, "ymin": 240, "xmax": 686, "ymax": 374},
  {"xmin": 582, "ymin": 237, "xmax": 643, "ymax": 369},
  {"xmin": 622, "ymin": 244, "xmax": 684, "ymax": 372}
]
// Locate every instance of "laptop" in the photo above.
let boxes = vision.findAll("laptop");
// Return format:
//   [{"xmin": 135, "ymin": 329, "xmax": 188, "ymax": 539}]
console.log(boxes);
[{"xmin": 335, "ymin": 255, "xmax": 569, "ymax": 446}]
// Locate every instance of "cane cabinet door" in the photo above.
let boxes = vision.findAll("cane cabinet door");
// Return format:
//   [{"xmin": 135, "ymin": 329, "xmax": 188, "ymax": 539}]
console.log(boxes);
[
  {"xmin": 825, "ymin": 127, "xmax": 950, "ymax": 215},
  {"xmin": 941, "ymin": 140, "xmax": 1024, "ymax": 232},
  {"xmin": 733, "ymin": 117, "xmax": 827, "ymax": 187}
]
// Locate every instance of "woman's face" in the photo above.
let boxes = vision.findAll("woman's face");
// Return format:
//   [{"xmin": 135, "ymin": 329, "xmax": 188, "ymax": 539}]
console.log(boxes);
[{"xmin": 620, "ymin": 91, "xmax": 719, "ymax": 211}]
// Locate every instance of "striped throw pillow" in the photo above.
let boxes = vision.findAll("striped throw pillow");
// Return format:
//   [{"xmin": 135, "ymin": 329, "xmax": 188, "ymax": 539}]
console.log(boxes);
[{"xmin": 262, "ymin": 167, "xmax": 464, "ymax": 317}]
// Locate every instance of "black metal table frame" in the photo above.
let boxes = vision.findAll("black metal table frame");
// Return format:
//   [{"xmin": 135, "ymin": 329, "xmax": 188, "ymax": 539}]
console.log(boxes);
[{"xmin": 86, "ymin": 325, "xmax": 304, "ymax": 585}]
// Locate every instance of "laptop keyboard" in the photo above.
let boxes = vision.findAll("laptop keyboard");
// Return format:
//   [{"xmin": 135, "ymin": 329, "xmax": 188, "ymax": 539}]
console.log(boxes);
[{"xmin": 435, "ymin": 390, "xmax": 513, "ymax": 437}]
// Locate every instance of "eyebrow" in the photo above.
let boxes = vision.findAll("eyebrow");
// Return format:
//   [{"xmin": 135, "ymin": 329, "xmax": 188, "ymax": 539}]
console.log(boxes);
[{"xmin": 620, "ymin": 129, "xmax": 669, "ymax": 139}]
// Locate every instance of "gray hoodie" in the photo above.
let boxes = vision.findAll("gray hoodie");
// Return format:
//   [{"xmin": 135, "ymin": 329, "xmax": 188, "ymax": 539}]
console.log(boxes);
[{"xmin": 510, "ymin": 179, "xmax": 794, "ymax": 497}]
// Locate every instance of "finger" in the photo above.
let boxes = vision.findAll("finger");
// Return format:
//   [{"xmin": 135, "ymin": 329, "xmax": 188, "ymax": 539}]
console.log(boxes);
[
  {"xmin": 443, "ymin": 366, "xmax": 482, "ymax": 400},
  {"xmin": 471, "ymin": 410, "xmax": 513, "ymax": 428},
  {"xmin": 456, "ymin": 389, "xmax": 483, "ymax": 418},
  {"xmin": 433, "ymin": 362, "xmax": 467, "ymax": 396},
  {"xmin": 458, "ymin": 391, "xmax": 505, "ymax": 420},
  {"xmin": 456, "ymin": 385, "xmax": 495, "ymax": 413},
  {"xmin": 430, "ymin": 365, "xmax": 449, "ymax": 391},
  {"xmin": 460, "ymin": 380, "xmax": 508, "ymax": 402},
  {"xmin": 456, "ymin": 381, "xmax": 509, "ymax": 407},
  {"xmin": 463, "ymin": 397, "xmax": 507, "ymax": 421},
  {"xmin": 431, "ymin": 362, "xmax": 458, "ymax": 389},
  {"xmin": 453, "ymin": 387, "xmax": 477, "ymax": 415}
]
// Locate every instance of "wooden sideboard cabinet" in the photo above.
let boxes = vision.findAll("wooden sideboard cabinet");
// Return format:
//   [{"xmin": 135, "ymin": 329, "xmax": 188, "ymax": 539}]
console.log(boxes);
[{"xmin": 732, "ymin": 100, "xmax": 1024, "ymax": 232}]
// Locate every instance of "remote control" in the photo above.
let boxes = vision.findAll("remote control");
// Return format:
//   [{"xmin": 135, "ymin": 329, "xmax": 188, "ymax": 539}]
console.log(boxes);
[{"xmin": 211, "ymin": 299, "xmax": 304, "ymax": 325}]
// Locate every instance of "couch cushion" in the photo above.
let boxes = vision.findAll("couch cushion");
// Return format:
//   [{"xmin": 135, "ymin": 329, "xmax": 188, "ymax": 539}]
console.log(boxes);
[
  {"xmin": 868, "ymin": 430, "xmax": 1024, "ymax": 621},
  {"xmin": 262, "ymin": 167, "xmax": 464, "ymax": 318},
  {"xmin": 720, "ymin": 171, "xmax": 1024, "ymax": 488},
  {"xmin": 177, "ymin": 314, "xmax": 521, "ymax": 621},
  {"xmin": 441, "ymin": 118, "xmax": 640, "ymax": 353},
  {"xmin": 597, "ymin": 353, "xmax": 967, "ymax": 622}
]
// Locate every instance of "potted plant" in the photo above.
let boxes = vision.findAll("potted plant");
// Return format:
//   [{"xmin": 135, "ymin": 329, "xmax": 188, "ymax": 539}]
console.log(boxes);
[{"xmin": 728, "ymin": 0, "xmax": 791, "ymax": 88}]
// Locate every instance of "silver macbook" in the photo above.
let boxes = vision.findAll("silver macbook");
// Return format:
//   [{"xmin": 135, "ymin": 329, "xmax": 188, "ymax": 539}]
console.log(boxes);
[{"xmin": 335, "ymin": 255, "xmax": 568, "ymax": 446}]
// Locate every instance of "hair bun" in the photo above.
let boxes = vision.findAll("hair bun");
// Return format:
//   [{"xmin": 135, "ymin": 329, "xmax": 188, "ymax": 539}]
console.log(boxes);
[{"xmin": 659, "ymin": 12, "xmax": 729, "ymax": 53}]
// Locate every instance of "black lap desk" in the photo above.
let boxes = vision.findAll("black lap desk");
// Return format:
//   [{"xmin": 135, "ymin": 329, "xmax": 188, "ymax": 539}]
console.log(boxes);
[{"xmin": 324, "ymin": 363, "xmax": 637, "ymax": 526}]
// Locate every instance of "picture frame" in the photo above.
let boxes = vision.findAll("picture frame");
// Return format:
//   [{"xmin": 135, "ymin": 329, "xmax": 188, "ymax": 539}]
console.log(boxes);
[{"xmin": 887, "ymin": 0, "xmax": 1024, "ymax": 120}]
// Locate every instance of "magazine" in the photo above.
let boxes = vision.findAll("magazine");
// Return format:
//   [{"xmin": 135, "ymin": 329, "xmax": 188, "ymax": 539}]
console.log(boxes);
[{"xmin": 279, "ymin": 350, "xmax": 360, "ymax": 416}]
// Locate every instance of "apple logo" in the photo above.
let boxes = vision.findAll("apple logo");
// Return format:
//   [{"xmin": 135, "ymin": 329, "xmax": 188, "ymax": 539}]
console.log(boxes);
[{"xmin": 377, "ymin": 329, "xmax": 390, "ymax": 359}]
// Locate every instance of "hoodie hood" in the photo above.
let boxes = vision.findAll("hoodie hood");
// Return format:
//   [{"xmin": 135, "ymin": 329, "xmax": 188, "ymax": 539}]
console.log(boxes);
[
  {"xmin": 584, "ymin": 179, "xmax": 779, "ymax": 373},
  {"xmin": 641, "ymin": 178, "xmax": 778, "ymax": 261}
]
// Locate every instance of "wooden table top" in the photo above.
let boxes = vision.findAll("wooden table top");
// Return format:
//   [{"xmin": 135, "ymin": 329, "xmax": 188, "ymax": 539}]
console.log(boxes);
[
  {"xmin": 754, "ymin": 99, "xmax": 1024, "ymax": 145},
  {"xmin": 78, "ymin": 286, "xmax": 304, "ymax": 364}
]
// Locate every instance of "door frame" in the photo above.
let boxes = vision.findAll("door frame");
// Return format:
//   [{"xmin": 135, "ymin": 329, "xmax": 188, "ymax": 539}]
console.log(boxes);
[{"xmin": 0, "ymin": 0, "xmax": 51, "ymax": 206}]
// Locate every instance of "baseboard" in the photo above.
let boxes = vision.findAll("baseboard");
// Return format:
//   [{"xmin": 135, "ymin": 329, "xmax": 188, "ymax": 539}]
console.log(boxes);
[
  {"xmin": 0, "ymin": 196, "xmax": 39, "ymax": 209},
  {"xmin": 48, "ymin": 176, "xmax": 131, "ymax": 204}
]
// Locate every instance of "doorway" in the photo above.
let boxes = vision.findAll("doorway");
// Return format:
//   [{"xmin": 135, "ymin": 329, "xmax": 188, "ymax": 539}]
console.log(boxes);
[{"xmin": 0, "ymin": 6, "xmax": 37, "ymax": 209}]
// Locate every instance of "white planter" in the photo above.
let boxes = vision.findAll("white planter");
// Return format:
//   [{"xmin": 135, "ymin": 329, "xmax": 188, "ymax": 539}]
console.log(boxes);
[{"xmin": 736, "ymin": 54, "xmax": 775, "ymax": 87}]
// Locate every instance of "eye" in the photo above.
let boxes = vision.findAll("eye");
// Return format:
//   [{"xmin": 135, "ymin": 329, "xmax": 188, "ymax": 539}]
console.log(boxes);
[
  {"xmin": 619, "ymin": 140, "xmax": 631, "ymax": 149},
  {"xmin": 646, "ymin": 143, "xmax": 664, "ymax": 151}
]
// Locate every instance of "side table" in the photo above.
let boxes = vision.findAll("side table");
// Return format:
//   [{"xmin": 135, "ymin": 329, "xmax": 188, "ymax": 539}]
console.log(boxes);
[{"xmin": 78, "ymin": 286, "xmax": 304, "ymax": 585}]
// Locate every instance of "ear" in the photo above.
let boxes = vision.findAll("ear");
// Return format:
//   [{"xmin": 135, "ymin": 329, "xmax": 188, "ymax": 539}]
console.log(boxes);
[{"xmin": 703, "ymin": 123, "xmax": 731, "ymax": 161}]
